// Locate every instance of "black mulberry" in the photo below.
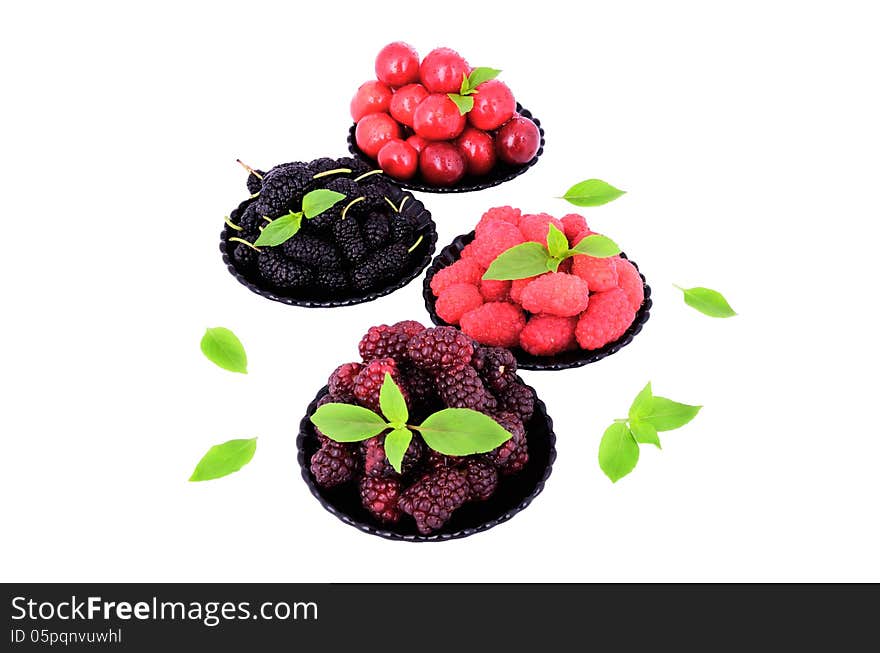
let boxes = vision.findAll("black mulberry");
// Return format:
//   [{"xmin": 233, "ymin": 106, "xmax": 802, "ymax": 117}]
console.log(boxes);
[
  {"xmin": 360, "ymin": 211, "xmax": 390, "ymax": 249},
  {"xmin": 324, "ymin": 177, "xmax": 361, "ymax": 199},
  {"xmin": 314, "ymin": 269, "xmax": 350, "ymax": 295},
  {"xmin": 389, "ymin": 213, "xmax": 415, "ymax": 243},
  {"xmin": 281, "ymin": 233, "xmax": 342, "ymax": 270},
  {"xmin": 335, "ymin": 156, "xmax": 372, "ymax": 175},
  {"xmin": 256, "ymin": 250, "xmax": 313, "ymax": 291},
  {"xmin": 254, "ymin": 164, "xmax": 311, "ymax": 218},
  {"xmin": 246, "ymin": 169, "xmax": 265, "ymax": 195},
  {"xmin": 332, "ymin": 216, "xmax": 368, "ymax": 266}
]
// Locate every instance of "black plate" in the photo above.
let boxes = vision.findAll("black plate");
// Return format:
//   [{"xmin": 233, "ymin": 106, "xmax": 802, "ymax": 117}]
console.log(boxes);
[
  {"xmin": 346, "ymin": 104, "xmax": 545, "ymax": 194},
  {"xmin": 297, "ymin": 383, "xmax": 556, "ymax": 542},
  {"xmin": 423, "ymin": 231, "xmax": 652, "ymax": 371},
  {"xmin": 219, "ymin": 185, "xmax": 437, "ymax": 308}
]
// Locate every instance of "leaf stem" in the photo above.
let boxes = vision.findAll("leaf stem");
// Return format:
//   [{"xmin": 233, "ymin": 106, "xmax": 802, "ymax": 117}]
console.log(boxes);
[
  {"xmin": 354, "ymin": 169, "xmax": 384, "ymax": 182},
  {"xmin": 312, "ymin": 167, "xmax": 352, "ymax": 179},
  {"xmin": 228, "ymin": 237, "xmax": 261, "ymax": 252},
  {"xmin": 224, "ymin": 216, "xmax": 243, "ymax": 232},
  {"xmin": 236, "ymin": 159, "xmax": 262, "ymax": 179},
  {"xmin": 407, "ymin": 234, "xmax": 424, "ymax": 254},
  {"xmin": 341, "ymin": 196, "xmax": 365, "ymax": 220}
]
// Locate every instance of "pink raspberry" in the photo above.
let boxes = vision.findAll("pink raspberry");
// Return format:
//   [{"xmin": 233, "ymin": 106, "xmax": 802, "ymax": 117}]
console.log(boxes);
[
  {"xmin": 460, "ymin": 302, "xmax": 526, "ymax": 348},
  {"xmin": 430, "ymin": 258, "xmax": 484, "ymax": 296},
  {"xmin": 520, "ymin": 272, "xmax": 590, "ymax": 317},
  {"xmin": 479, "ymin": 278, "xmax": 511, "ymax": 302},
  {"xmin": 459, "ymin": 242, "xmax": 478, "ymax": 260},
  {"xmin": 561, "ymin": 214, "xmax": 589, "ymax": 242},
  {"xmin": 614, "ymin": 257, "xmax": 644, "ymax": 312},
  {"xmin": 471, "ymin": 221, "xmax": 525, "ymax": 268},
  {"xmin": 575, "ymin": 288, "xmax": 636, "ymax": 350},
  {"xmin": 519, "ymin": 315, "xmax": 578, "ymax": 356},
  {"xmin": 475, "ymin": 206, "xmax": 522, "ymax": 238},
  {"xmin": 510, "ymin": 274, "xmax": 546, "ymax": 304},
  {"xmin": 570, "ymin": 229, "xmax": 598, "ymax": 246},
  {"xmin": 435, "ymin": 283, "xmax": 484, "ymax": 325},
  {"xmin": 518, "ymin": 213, "xmax": 565, "ymax": 244},
  {"xmin": 571, "ymin": 248, "xmax": 619, "ymax": 293}
]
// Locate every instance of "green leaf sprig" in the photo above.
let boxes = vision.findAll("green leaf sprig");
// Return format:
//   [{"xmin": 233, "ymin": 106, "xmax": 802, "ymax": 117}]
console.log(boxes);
[
  {"xmin": 253, "ymin": 189, "xmax": 345, "ymax": 247},
  {"xmin": 447, "ymin": 67, "xmax": 502, "ymax": 115},
  {"xmin": 675, "ymin": 285, "xmax": 737, "ymax": 318},
  {"xmin": 311, "ymin": 374, "xmax": 512, "ymax": 473},
  {"xmin": 598, "ymin": 382, "xmax": 701, "ymax": 483},
  {"xmin": 561, "ymin": 179, "xmax": 626, "ymax": 206}
]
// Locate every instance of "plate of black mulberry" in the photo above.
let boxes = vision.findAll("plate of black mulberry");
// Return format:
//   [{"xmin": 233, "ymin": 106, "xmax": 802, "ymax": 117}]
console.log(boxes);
[
  {"xmin": 220, "ymin": 156, "xmax": 437, "ymax": 307},
  {"xmin": 297, "ymin": 321, "xmax": 556, "ymax": 541}
]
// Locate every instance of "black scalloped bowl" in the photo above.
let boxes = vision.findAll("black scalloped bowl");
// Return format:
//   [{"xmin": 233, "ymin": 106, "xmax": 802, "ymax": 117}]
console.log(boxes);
[
  {"xmin": 297, "ymin": 383, "xmax": 556, "ymax": 542},
  {"xmin": 424, "ymin": 232, "xmax": 652, "ymax": 371},
  {"xmin": 219, "ymin": 185, "xmax": 437, "ymax": 308},
  {"xmin": 346, "ymin": 104, "xmax": 545, "ymax": 194}
]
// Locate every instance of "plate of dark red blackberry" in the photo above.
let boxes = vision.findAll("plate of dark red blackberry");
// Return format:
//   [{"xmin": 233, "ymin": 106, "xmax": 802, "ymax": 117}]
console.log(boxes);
[{"xmin": 220, "ymin": 157, "xmax": 437, "ymax": 307}]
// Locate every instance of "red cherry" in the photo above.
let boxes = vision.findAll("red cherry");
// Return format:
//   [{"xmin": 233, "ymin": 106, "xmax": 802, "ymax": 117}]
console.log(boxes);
[
  {"xmin": 412, "ymin": 93, "xmax": 466, "ymax": 140},
  {"xmin": 350, "ymin": 80, "xmax": 393, "ymax": 122},
  {"xmin": 356, "ymin": 113, "xmax": 401, "ymax": 159},
  {"xmin": 377, "ymin": 139, "xmax": 419, "ymax": 180},
  {"xmin": 419, "ymin": 142, "xmax": 465, "ymax": 186},
  {"xmin": 375, "ymin": 42, "xmax": 420, "ymax": 87},
  {"xmin": 455, "ymin": 126, "xmax": 496, "ymax": 176},
  {"xmin": 406, "ymin": 134, "xmax": 428, "ymax": 154},
  {"xmin": 389, "ymin": 83, "xmax": 429, "ymax": 128},
  {"xmin": 495, "ymin": 115, "xmax": 540, "ymax": 165},
  {"xmin": 468, "ymin": 79, "xmax": 516, "ymax": 131},
  {"xmin": 419, "ymin": 47, "xmax": 470, "ymax": 94}
]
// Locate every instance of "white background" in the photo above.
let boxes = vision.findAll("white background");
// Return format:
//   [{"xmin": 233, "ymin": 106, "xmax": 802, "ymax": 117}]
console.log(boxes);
[{"xmin": 2, "ymin": 1, "xmax": 878, "ymax": 582}]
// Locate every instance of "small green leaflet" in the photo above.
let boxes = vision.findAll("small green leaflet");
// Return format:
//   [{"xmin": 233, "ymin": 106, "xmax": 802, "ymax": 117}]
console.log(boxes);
[
  {"xmin": 447, "ymin": 93, "xmax": 475, "ymax": 115},
  {"xmin": 379, "ymin": 373, "xmax": 408, "ymax": 426},
  {"xmin": 311, "ymin": 403, "xmax": 388, "ymax": 442},
  {"xmin": 417, "ymin": 409, "xmax": 512, "ymax": 456},
  {"xmin": 569, "ymin": 234, "xmax": 620, "ymax": 258},
  {"xmin": 462, "ymin": 67, "xmax": 502, "ymax": 93},
  {"xmin": 254, "ymin": 212, "xmax": 302, "ymax": 247},
  {"xmin": 628, "ymin": 382, "xmax": 653, "ymax": 421},
  {"xmin": 675, "ymin": 285, "xmax": 737, "ymax": 318},
  {"xmin": 630, "ymin": 419, "xmax": 661, "ymax": 449},
  {"xmin": 598, "ymin": 423, "xmax": 639, "ymax": 483},
  {"xmin": 302, "ymin": 189, "xmax": 345, "ymax": 219},
  {"xmin": 200, "ymin": 327, "xmax": 247, "ymax": 374},
  {"xmin": 562, "ymin": 179, "xmax": 626, "ymax": 207},
  {"xmin": 482, "ymin": 242, "xmax": 551, "ymax": 281},
  {"xmin": 639, "ymin": 396, "xmax": 701, "ymax": 432},
  {"xmin": 189, "ymin": 438, "xmax": 257, "ymax": 482},
  {"xmin": 546, "ymin": 224, "xmax": 569, "ymax": 259},
  {"xmin": 384, "ymin": 427, "xmax": 413, "ymax": 474}
]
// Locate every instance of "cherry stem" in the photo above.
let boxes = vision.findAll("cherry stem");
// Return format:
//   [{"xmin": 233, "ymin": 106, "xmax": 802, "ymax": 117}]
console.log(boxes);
[
  {"xmin": 312, "ymin": 167, "xmax": 352, "ymax": 179},
  {"xmin": 229, "ymin": 237, "xmax": 261, "ymax": 252},
  {"xmin": 236, "ymin": 159, "xmax": 262, "ymax": 179},
  {"xmin": 407, "ymin": 234, "xmax": 424, "ymax": 254},
  {"xmin": 354, "ymin": 169, "xmax": 383, "ymax": 182},
  {"xmin": 341, "ymin": 196, "xmax": 365, "ymax": 220},
  {"xmin": 224, "ymin": 216, "xmax": 243, "ymax": 232},
  {"xmin": 384, "ymin": 197, "xmax": 399, "ymax": 213}
]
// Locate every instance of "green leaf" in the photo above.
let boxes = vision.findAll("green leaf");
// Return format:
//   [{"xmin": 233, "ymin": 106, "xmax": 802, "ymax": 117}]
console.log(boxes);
[
  {"xmin": 569, "ymin": 234, "xmax": 620, "ymax": 258},
  {"xmin": 254, "ymin": 212, "xmax": 302, "ymax": 247},
  {"xmin": 546, "ymin": 224, "xmax": 569, "ymax": 259},
  {"xmin": 467, "ymin": 67, "xmax": 502, "ymax": 90},
  {"xmin": 630, "ymin": 419, "xmax": 661, "ymax": 449},
  {"xmin": 562, "ymin": 179, "xmax": 626, "ymax": 207},
  {"xmin": 302, "ymin": 189, "xmax": 345, "ymax": 219},
  {"xmin": 546, "ymin": 257, "xmax": 561, "ymax": 273},
  {"xmin": 641, "ymin": 397, "xmax": 701, "ymax": 432},
  {"xmin": 598, "ymin": 422, "xmax": 639, "ymax": 483},
  {"xmin": 628, "ymin": 382, "xmax": 653, "ymax": 421},
  {"xmin": 460, "ymin": 72, "xmax": 470, "ymax": 95},
  {"xmin": 447, "ymin": 93, "xmax": 475, "ymax": 115},
  {"xmin": 675, "ymin": 286, "xmax": 737, "ymax": 318},
  {"xmin": 310, "ymin": 403, "xmax": 388, "ymax": 442},
  {"xmin": 200, "ymin": 327, "xmax": 247, "ymax": 374},
  {"xmin": 482, "ymin": 242, "xmax": 551, "ymax": 281},
  {"xmin": 379, "ymin": 373, "xmax": 408, "ymax": 426},
  {"xmin": 417, "ymin": 409, "xmax": 512, "ymax": 456},
  {"xmin": 189, "ymin": 438, "xmax": 257, "ymax": 482},
  {"xmin": 384, "ymin": 427, "xmax": 413, "ymax": 474}
]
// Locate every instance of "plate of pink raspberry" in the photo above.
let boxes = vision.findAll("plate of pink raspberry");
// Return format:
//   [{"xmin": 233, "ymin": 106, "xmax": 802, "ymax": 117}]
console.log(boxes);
[{"xmin": 423, "ymin": 207, "xmax": 652, "ymax": 371}]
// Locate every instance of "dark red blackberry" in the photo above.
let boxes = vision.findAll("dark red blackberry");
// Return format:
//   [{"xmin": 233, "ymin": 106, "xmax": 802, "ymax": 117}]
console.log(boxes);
[
  {"xmin": 360, "ymin": 211, "xmax": 390, "ymax": 249},
  {"xmin": 358, "ymin": 321, "xmax": 424, "ymax": 363},
  {"xmin": 389, "ymin": 213, "xmax": 415, "ymax": 243},
  {"xmin": 396, "ymin": 320, "xmax": 428, "ymax": 338},
  {"xmin": 353, "ymin": 358, "xmax": 408, "ymax": 412},
  {"xmin": 399, "ymin": 364, "xmax": 438, "ymax": 416},
  {"xmin": 359, "ymin": 476, "xmax": 402, "ymax": 524},
  {"xmin": 406, "ymin": 326, "xmax": 475, "ymax": 373},
  {"xmin": 463, "ymin": 458, "xmax": 499, "ymax": 501},
  {"xmin": 471, "ymin": 346, "xmax": 518, "ymax": 394},
  {"xmin": 426, "ymin": 450, "xmax": 461, "ymax": 469},
  {"xmin": 310, "ymin": 440, "xmax": 358, "ymax": 488},
  {"xmin": 362, "ymin": 434, "xmax": 424, "ymax": 478},
  {"xmin": 332, "ymin": 215, "xmax": 368, "ymax": 266},
  {"xmin": 254, "ymin": 163, "xmax": 311, "ymax": 218},
  {"xmin": 328, "ymin": 362, "xmax": 363, "ymax": 397},
  {"xmin": 281, "ymin": 233, "xmax": 342, "ymax": 270},
  {"xmin": 436, "ymin": 365, "xmax": 497, "ymax": 412},
  {"xmin": 399, "ymin": 467, "xmax": 470, "ymax": 535},
  {"xmin": 256, "ymin": 250, "xmax": 313, "ymax": 291},
  {"xmin": 497, "ymin": 382, "xmax": 535, "ymax": 423},
  {"xmin": 246, "ymin": 169, "xmax": 265, "ymax": 195},
  {"xmin": 484, "ymin": 411, "xmax": 528, "ymax": 475}
]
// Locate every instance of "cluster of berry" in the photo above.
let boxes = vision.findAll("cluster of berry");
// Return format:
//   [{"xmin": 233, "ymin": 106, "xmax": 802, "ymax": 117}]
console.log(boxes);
[
  {"xmin": 430, "ymin": 207, "xmax": 645, "ymax": 355},
  {"xmin": 352, "ymin": 42, "xmax": 541, "ymax": 185},
  {"xmin": 226, "ymin": 157, "xmax": 423, "ymax": 296},
  {"xmin": 310, "ymin": 321, "xmax": 536, "ymax": 535}
]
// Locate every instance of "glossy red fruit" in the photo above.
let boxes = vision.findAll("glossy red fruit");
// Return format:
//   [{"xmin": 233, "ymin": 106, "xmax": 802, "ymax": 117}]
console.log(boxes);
[
  {"xmin": 406, "ymin": 134, "xmax": 428, "ymax": 154},
  {"xmin": 413, "ymin": 93, "xmax": 466, "ymax": 140},
  {"xmin": 356, "ymin": 113, "xmax": 401, "ymax": 159},
  {"xmin": 455, "ymin": 126, "xmax": 496, "ymax": 176},
  {"xmin": 377, "ymin": 139, "xmax": 419, "ymax": 180},
  {"xmin": 419, "ymin": 47, "xmax": 470, "ymax": 94},
  {"xmin": 495, "ymin": 115, "xmax": 541, "ymax": 165},
  {"xmin": 375, "ymin": 42, "xmax": 420, "ymax": 87},
  {"xmin": 419, "ymin": 142, "xmax": 465, "ymax": 186},
  {"xmin": 468, "ymin": 79, "xmax": 516, "ymax": 131},
  {"xmin": 389, "ymin": 83, "xmax": 429, "ymax": 128},
  {"xmin": 350, "ymin": 80, "xmax": 393, "ymax": 122}
]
